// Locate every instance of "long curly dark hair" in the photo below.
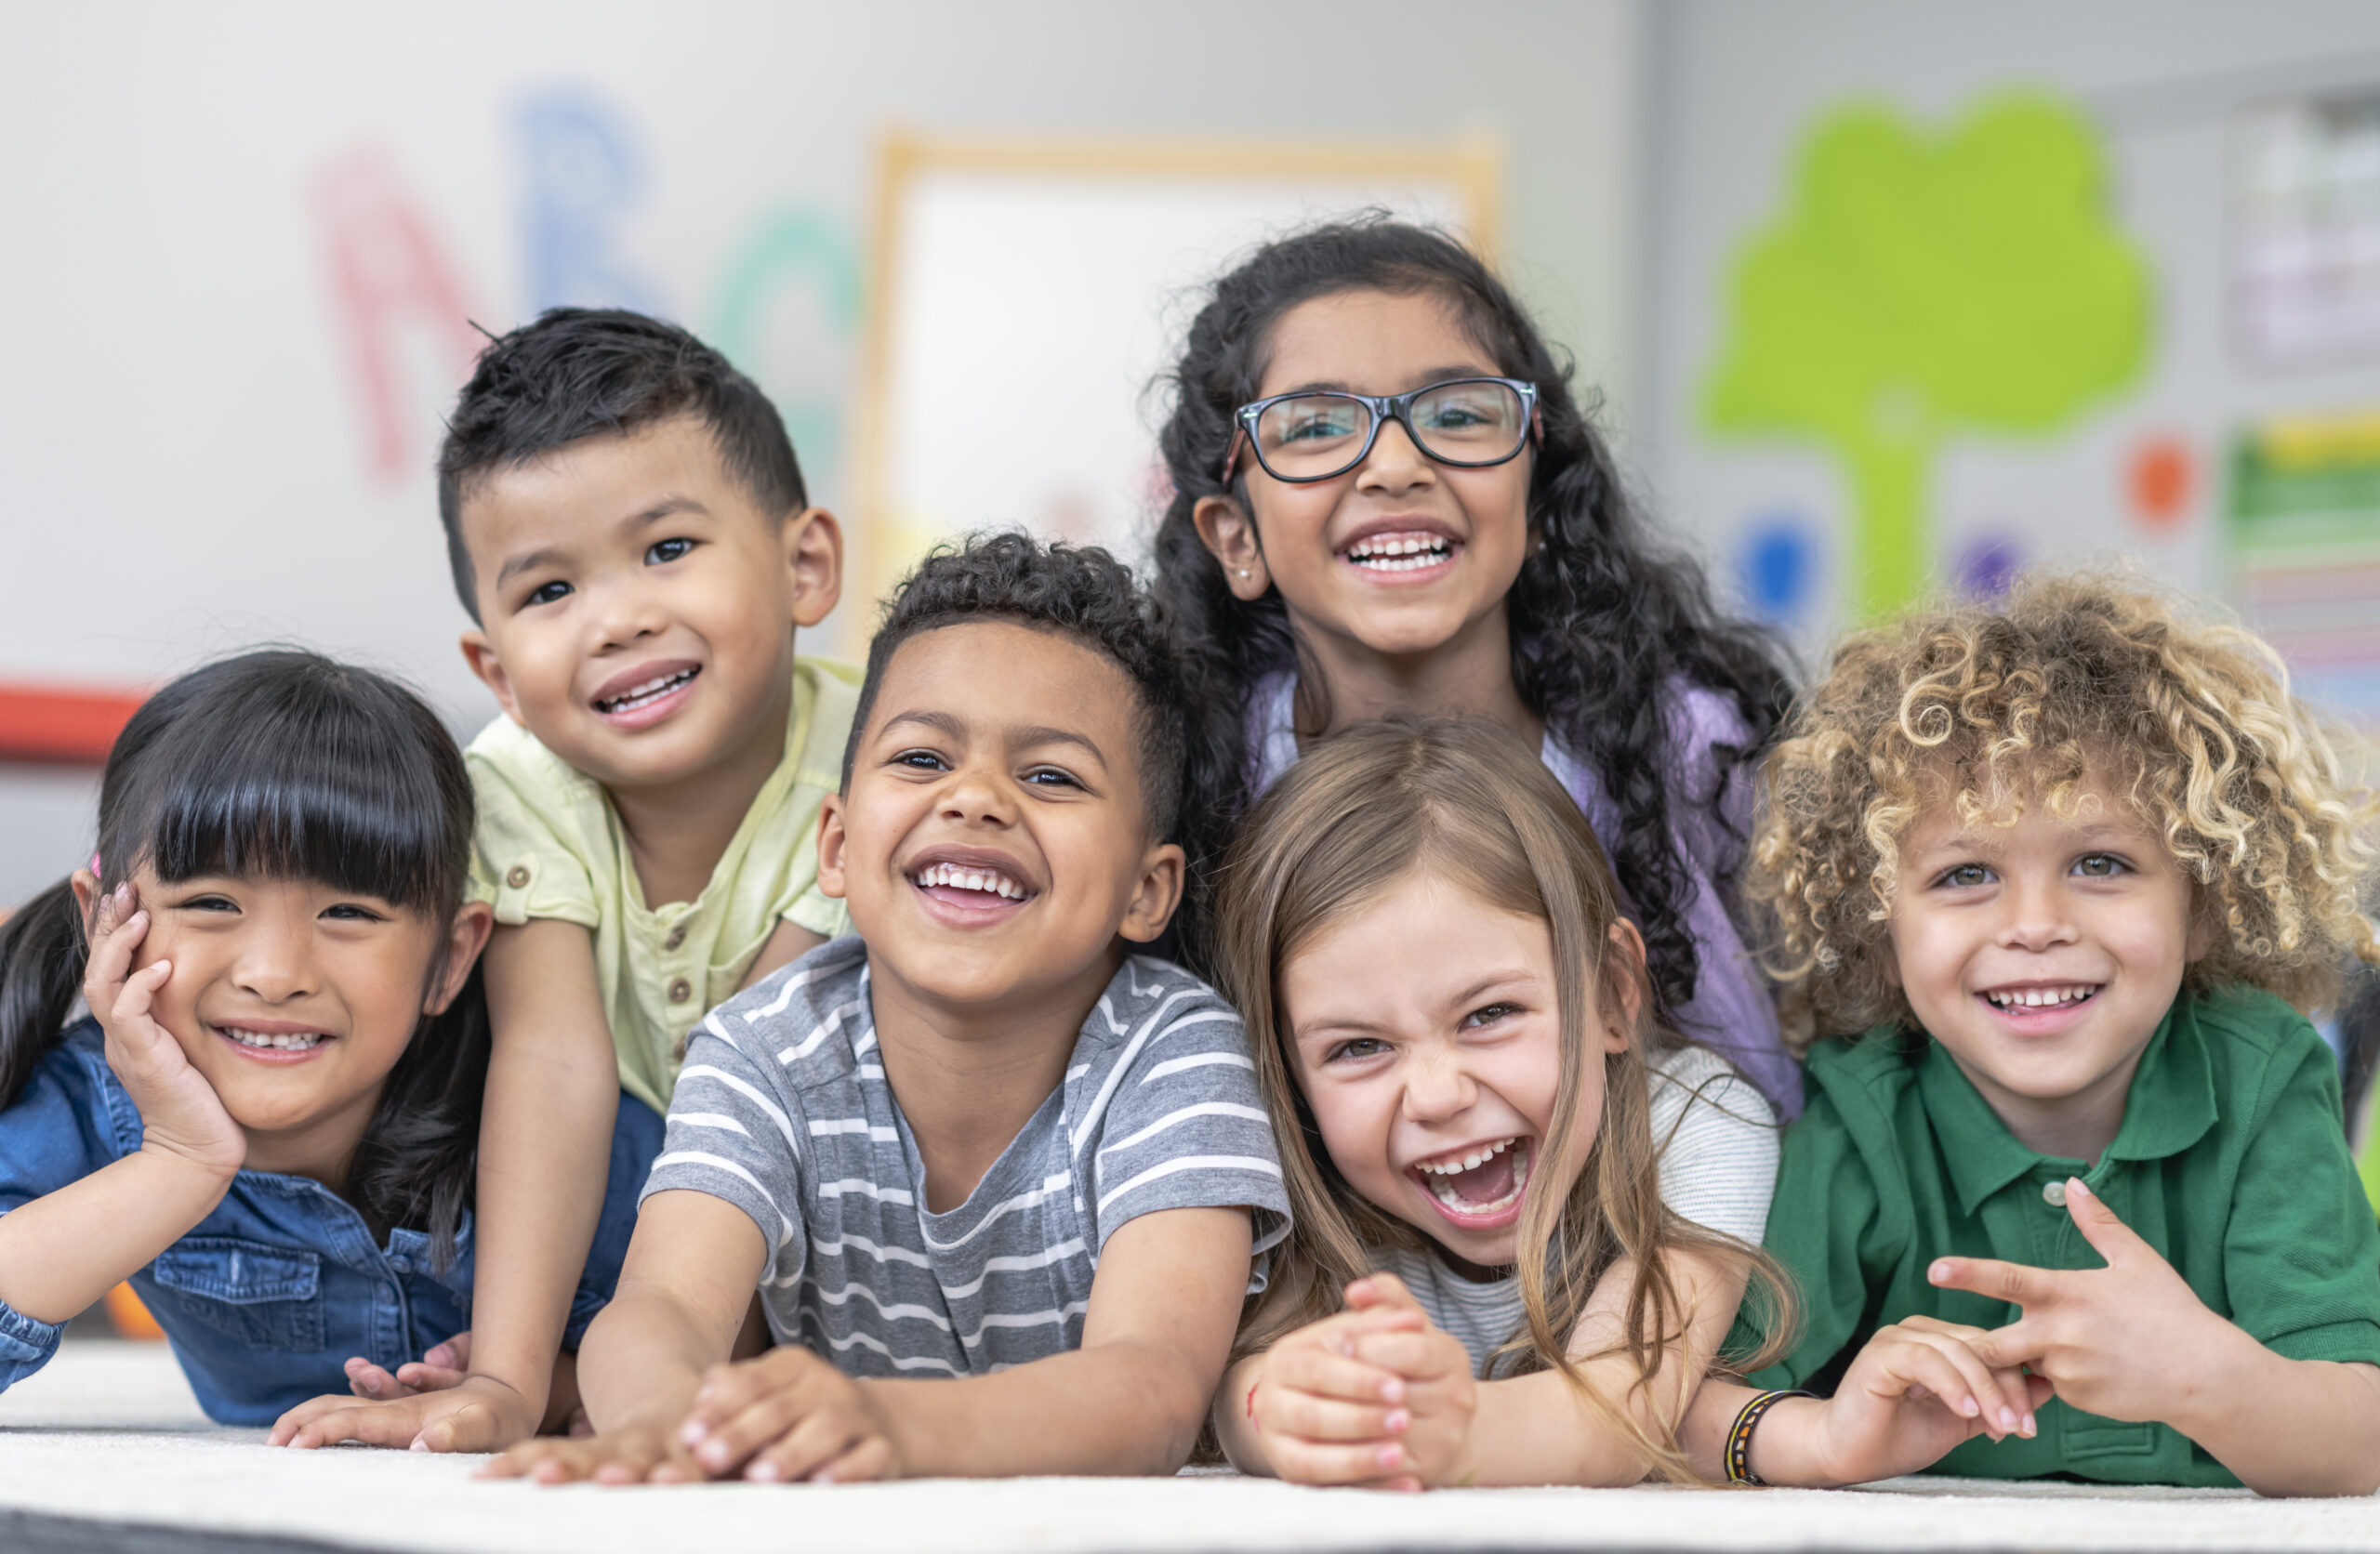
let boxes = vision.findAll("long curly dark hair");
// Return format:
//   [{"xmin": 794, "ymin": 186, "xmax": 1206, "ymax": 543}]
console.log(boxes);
[{"xmin": 1151, "ymin": 217, "xmax": 1792, "ymax": 1011}]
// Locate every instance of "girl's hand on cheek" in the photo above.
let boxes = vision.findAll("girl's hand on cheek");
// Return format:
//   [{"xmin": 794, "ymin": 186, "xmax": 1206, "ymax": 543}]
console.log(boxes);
[
  {"xmin": 1345, "ymin": 1274, "xmax": 1478, "ymax": 1487},
  {"xmin": 1250, "ymin": 1299, "xmax": 1432, "ymax": 1489},
  {"xmin": 86, "ymin": 884, "xmax": 243, "ymax": 1179}
]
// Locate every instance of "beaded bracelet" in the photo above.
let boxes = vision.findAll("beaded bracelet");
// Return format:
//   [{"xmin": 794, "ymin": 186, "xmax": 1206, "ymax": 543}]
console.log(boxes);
[{"xmin": 1725, "ymin": 1389, "xmax": 1813, "ymax": 1486}]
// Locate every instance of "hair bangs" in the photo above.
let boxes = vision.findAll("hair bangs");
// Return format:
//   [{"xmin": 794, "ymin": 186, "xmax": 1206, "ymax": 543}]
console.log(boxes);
[{"xmin": 107, "ymin": 656, "xmax": 471, "ymax": 917}]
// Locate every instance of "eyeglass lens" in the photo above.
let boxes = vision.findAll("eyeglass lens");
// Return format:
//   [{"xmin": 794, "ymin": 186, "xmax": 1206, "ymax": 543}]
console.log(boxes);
[{"xmin": 1252, "ymin": 380, "xmax": 1527, "ymax": 481}]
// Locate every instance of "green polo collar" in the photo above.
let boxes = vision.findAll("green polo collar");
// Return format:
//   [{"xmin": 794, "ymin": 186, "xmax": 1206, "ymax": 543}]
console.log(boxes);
[{"xmin": 1919, "ymin": 994, "xmax": 2221, "ymax": 1217}]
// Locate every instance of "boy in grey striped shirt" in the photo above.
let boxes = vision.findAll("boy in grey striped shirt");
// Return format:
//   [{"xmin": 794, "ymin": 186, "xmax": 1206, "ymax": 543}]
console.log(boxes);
[{"xmin": 495, "ymin": 536, "xmax": 1289, "ymax": 1485}]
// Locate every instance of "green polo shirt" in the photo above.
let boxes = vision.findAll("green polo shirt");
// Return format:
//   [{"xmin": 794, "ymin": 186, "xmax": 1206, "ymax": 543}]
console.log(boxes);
[{"xmin": 1739, "ymin": 984, "xmax": 2380, "ymax": 1487}]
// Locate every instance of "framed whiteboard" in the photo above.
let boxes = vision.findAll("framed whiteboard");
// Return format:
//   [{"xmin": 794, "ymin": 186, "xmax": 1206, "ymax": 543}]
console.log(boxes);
[{"xmin": 852, "ymin": 130, "xmax": 1504, "ymax": 612}]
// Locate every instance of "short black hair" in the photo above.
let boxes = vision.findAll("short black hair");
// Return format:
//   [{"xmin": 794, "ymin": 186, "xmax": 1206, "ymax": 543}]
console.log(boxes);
[
  {"xmin": 843, "ymin": 533, "xmax": 1186, "ymax": 842},
  {"xmin": 435, "ymin": 308, "xmax": 807, "ymax": 622}
]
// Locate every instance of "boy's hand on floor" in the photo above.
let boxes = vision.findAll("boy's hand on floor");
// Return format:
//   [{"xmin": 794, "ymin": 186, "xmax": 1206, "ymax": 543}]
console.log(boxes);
[
  {"xmin": 1935, "ymin": 1177, "xmax": 2232, "ymax": 1427},
  {"xmin": 1342, "ymin": 1274, "xmax": 1478, "ymax": 1488},
  {"xmin": 483, "ymin": 1420, "xmax": 705, "ymax": 1485},
  {"xmin": 345, "ymin": 1332, "xmax": 472, "ymax": 1401},
  {"xmin": 1798, "ymin": 1315, "xmax": 2052, "ymax": 1486},
  {"xmin": 677, "ymin": 1346, "xmax": 900, "ymax": 1482},
  {"xmin": 1247, "ymin": 1288, "xmax": 1436, "ymax": 1490},
  {"xmin": 269, "ymin": 1373, "xmax": 539, "ymax": 1453}
]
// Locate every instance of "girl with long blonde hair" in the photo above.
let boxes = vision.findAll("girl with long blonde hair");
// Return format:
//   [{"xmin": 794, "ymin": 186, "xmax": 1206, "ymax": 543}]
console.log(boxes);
[{"xmin": 1206, "ymin": 718, "xmax": 1788, "ymax": 1487}]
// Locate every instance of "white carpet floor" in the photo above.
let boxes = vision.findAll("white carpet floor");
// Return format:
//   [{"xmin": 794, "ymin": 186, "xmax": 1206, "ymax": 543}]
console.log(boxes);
[{"xmin": 1, "ymin": 1342, "xmax": 2373, "ymax": 1554}]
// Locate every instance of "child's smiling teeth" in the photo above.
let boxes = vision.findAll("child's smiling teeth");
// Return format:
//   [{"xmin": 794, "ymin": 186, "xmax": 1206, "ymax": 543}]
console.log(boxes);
[
  {"xmin": 1344, "ymin": 533, "xmax": 1453, "ymax": 573},
  {"xmin": 596, "ymin": 667, "xmax": 696, "ymax": 714},
  {"xmin": 911, "ymin": 862, "xmax": 1029, "ymax": 901},
  {"xmin": 1983, "ymin": 984, "xmax": 2099, "ymax": 1010},
  {"xmin": 1415, "ymin": 1138, "xmax": 1530, "ymax": 1214},
  {"xmin": 220, "ymin": 1026, "xmax": 327, "ymax": 1051}
]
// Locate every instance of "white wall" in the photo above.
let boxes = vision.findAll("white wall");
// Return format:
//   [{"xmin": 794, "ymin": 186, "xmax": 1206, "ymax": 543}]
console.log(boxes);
[
  {"xmin": 0, "ymin": 0, "xmax": 1646, "ymax": 903},
  {"xmin": 1638, "ymin": 0, "xmax": 2380, "ymax": 665}
]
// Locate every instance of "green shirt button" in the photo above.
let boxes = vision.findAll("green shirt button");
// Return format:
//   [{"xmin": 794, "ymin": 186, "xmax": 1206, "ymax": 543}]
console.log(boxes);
[
  {"xmin": 505, "ymin": 864, "xmax": 531, "ymax": 889},
  {"xmin": 667, "ymin": 978, "xmax": 693, "ymax": 1004},
  {"xmin": 2042, "ymin": 1179, "xmax": 2068, "ymax": 1207},
  {"xmin": 664, "ymin": 925, "xmax": 687, "ymax": 951}
]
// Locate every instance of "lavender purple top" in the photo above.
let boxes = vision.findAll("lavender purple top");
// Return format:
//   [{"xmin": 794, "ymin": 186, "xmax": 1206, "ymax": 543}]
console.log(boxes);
[{"xmin": 1245, "ymin": 672, "xmax": 1802, "ymax": 1119}]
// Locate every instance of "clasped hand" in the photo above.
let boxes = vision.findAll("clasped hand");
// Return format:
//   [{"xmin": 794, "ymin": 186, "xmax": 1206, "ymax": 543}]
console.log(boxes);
[
  {"xmin": 1245, "ymin": 1273, "xmax": 1475, "ymax": 1491},
  {"xmin": 485, "ymin": 1347, "xmax": 899, "ymax": 1484}
]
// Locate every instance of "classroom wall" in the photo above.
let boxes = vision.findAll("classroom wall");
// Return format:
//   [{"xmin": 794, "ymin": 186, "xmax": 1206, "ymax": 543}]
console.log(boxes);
[
  {"xmin": 0, "ymin": 0, "xmax": 1644, "ymax": 904},
  {"xmin": 1637, "ymin": 0, "xmax": 2380, "ymax": 665}
]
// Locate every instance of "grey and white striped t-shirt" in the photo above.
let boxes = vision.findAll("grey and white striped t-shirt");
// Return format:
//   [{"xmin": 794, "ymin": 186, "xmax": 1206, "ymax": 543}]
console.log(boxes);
[{"xmin": 641, "ymin": 939, "xmax": 1291, "ymax": 1376}]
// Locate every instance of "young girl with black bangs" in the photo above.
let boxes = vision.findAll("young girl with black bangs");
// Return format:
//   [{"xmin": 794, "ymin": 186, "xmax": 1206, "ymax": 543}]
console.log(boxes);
[
  {"xmin": 0, "ymin": 651, "xmax": 655, "ymax": 1440},
  {"xmin": 1152, "ymin": 217, "xmax": 1801, "ymax": 1117}
]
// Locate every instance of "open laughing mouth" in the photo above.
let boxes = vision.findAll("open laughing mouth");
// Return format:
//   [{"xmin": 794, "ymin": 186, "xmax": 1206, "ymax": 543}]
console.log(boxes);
[
  {"xmin": 906, "ymin": 858, "xmax": 1037, "ymax": 924},
  {"xmin": 1408, "ymin": 1137, "xmax": 1531, "ymax": 1227},
  {"xmin": 1341, "ymin": 531, "xmax": 1457, "ymax": 575}
]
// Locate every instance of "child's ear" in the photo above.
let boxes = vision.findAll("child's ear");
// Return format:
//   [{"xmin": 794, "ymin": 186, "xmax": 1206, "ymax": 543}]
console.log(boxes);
[
  {"xmin": 815, "ymin": 794, "xmax": 850, "ymax": 901},
  {"xmin": 425, "ymin": 902, "xmax": 495, "ymax": 1018},
  {"xmin": 1601, "ymin": 919, "xmax": 1648, "ymax": 1051},
  {"xmin": 1117, "ymin": 841, "xmax": 1186, "ymax": 945},
  {"xmin": 783, "ymin": 507, "xmax": 845, "ymax": 630},
  {"xmin": 1192, "ymin": 495, "xmax": 1271, "ymax": 602},
  {"xmin": 69, "ymin": 868, "xmax": 101, "ymax": 935},
  {"xmin": 459, "ymin": 632, "xmax": 525, "ymax": 726}
]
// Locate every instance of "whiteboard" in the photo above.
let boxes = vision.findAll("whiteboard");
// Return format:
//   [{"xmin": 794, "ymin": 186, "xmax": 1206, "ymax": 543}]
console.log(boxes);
[{"xmin": 858, "ymin": 134, "xmax": 1502, "ymax": 602}]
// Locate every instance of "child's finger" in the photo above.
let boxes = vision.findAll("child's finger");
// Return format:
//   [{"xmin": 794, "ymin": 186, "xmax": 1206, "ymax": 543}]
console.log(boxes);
[
  {"xmin": 391, "ymin": 1361, "xmax": 468, "ymax": 1392},
  {"xmin": 1927, "ymin": 1254, "xmax": 2063, "ymax": 1313},
  {"xmin": 1259, "ymin": 1387, "xmax": 1408, "ymax": 1444},
  {"xmin": 278, "ymin": 1399, "xmax": 430, "ymax": 1451},
  {"xmin": 268, "ymin": 1391, "xmax": 350, "ymax": 1447},
  {"xmin": 1871, "ymin": 1337, "xmax": 1995, "ymax": 1433},
  {"xmin": 686, "ymin": 1348, "xmax": 816, "ymax": 1434},
  {"xmin": 744, "ymin": 1408, "xmax": 863, "ymax": 1484},
  {"xmin": 1265, "ymin": 1434, "xmax": 1415, "ymax": 1487},
  {"xmin": 1343, "ymin": 1271, "xmax": 1425, "ymax": 1314},
  {"xmin": 687, "ymin": 1389, "xmax": 809, "ymax": 1477},
  {"xmin": 110, "ymin": 956, "xmax": 173, "ymax": 1036},
  {"xmin": 2061, "ymin": 1178, "xmax": 2154, "ymax": 1270},
  {"xmin": 344, "ymin": 1358, "xmax": 413, "ymax": 1400},
  {"xmin": 805, "ymin": 1433, "xmax": 894, "ymax": 1484},
  {"xmin": 1897, "ymin": 1327, "xmax": 2026, "ymax": 1439},
  {"xmin": 1348, "ymin": 1329, "xmax": 1466, "ymax": 1382},
  {"xmin": 1263, "ymin": 1346, "xmax": 1409, "ymax": 1405},
  {"xmin": 424, "ymin": 1332, "xmax": 471, "ymax": 1371}
]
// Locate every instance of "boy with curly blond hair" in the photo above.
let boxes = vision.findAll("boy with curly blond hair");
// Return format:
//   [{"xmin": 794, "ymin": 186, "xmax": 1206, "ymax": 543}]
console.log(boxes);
[{"xmin": 1690, "ymin": 573, "xmax": 2380, "ymax": 1495}]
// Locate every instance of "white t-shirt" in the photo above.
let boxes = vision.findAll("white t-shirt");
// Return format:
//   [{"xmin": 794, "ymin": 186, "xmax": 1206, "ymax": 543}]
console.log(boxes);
[{"xmin": 1368, "ymin": 1045, "xmax": 1778, "ymax": 1376}]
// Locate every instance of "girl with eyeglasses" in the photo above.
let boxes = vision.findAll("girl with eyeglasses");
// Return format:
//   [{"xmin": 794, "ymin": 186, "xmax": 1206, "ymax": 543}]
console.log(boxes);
[{"xmin": 1152, "ymin": 217, "xmax": 1801, "ymax": 1122}]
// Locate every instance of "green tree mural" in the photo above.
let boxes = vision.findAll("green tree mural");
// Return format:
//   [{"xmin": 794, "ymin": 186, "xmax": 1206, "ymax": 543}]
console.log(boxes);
[{"xmin": 1705, "ymin": 92, "xmax": 2150, "ymax": 619}]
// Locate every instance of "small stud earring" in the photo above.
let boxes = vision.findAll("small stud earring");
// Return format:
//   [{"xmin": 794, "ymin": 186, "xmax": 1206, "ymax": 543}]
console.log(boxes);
[{"xmin": 1236, "ymin": 568, "xmax": 1251, "ymax": 579}]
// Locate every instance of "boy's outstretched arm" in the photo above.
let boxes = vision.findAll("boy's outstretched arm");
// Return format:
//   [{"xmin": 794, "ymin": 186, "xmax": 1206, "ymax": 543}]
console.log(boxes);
[
  {"xmin": 487, "ymin": 1189, "xmax": 773, "ymax": 1482},
  {"xmin": 275, "ymin": 920, "xmax": 617, "ymax": 1452},
  {"xmin": 679, "ymin": 1206, "xmax": 1252, "ymax": 1482},
  {"xmin": 1945, "ymin": 1178, "xmax": 2380, "ymax": 1497}
]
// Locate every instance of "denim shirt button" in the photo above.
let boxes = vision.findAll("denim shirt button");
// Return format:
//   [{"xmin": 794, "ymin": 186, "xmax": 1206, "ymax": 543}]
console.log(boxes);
[{"xmin": 388, "ymin": 1254, "xmax": 412, "ymax": 1275}]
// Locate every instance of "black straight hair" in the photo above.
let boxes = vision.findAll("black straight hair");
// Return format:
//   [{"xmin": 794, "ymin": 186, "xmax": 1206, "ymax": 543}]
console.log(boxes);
[
  {"xmin": 842, "ymin": 533, "xmax": 1187, "ymax": 843},
  {"xmin": 435, "ymin": 307, "xmax": 808, "ymax": 622},
  {"xmin": 1150, "ymin": 216, "xmax": 1794, "ymax": 1000},
  {"xmin": 0, "ymin": 650, "xmax": 487, "ymax": 1262}
]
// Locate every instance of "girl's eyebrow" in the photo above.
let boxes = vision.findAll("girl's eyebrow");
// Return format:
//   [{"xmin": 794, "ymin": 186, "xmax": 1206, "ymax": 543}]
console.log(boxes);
[{"xmin": 1269, "ymin": 364, "xmax": 1500, "ymax": 398}]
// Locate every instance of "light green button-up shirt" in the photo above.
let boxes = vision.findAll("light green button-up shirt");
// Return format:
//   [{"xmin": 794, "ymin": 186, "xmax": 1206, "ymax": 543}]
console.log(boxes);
[
  {"xmin": 1741, "ymin": 984, "xmax": 2380, "ymax": 1487},
  {"xmin": 465, "ymin": 657, "xmax": 860, "ymax": 1113}
]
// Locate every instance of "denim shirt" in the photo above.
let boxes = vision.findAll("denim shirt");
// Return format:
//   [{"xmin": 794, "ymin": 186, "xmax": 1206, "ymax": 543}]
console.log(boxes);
[{"xmin": 0, "ymin": 1020, "xmax": 660, "ymax": 1426}]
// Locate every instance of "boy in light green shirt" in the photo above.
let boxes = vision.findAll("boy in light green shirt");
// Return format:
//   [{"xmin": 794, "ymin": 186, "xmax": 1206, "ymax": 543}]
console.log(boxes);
[{"xmin": 305, "ymin": 309, "xmax": 853, "ymax": 1454}]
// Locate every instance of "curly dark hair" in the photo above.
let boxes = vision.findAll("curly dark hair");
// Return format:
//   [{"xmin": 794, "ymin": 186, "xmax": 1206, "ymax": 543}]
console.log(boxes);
[
  {"xmin": 843, "ymin": 532, "xmax": 1187, "ymax": 841},
  {"xmin": 1150, "ymin": 217, "xmax": 1792, "ymax": 1002},
  {"xmin": 436, "ymin": 307, "xmax": 806, "ymax": 622}
]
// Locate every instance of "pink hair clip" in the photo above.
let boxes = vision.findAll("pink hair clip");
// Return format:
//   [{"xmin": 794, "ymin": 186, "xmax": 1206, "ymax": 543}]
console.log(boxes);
[{"xmin": 89, "ymin": 852, "xmax": 102, "ymax": 876}]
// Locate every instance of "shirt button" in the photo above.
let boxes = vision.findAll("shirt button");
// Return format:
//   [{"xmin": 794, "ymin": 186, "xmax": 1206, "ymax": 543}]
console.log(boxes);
[
  {"xmin": 2042, "ymin": 1180, "xmax": 2068, "ymax": 1207},
  {"xmin": 668, "ymin": 977, "xmax": 693, "ymax": 1004},
  {"xmin": 389, "ymin": 1255, "xmax": 412, "ymax": 1275},
  {"xmin": 664, "ymin": 925, "xmax": 687, "ymax": 951},
  {"xmin": 505, "ymin": 864, "xmax": 531, "ymax": 889}
]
